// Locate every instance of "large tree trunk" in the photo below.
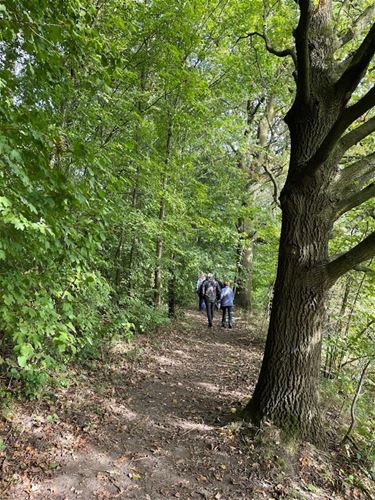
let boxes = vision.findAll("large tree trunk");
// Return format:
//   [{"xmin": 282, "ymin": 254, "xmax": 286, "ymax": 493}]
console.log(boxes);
[
  {"xmin": 244, "ymin": 189, "xmax": 331, "ymax": 438},
  {"xmin": 244, "ymin": 44, "xmax": 345, "ymax": 439},
  {"xmin": 243, "ymin": 0, "xmax": 375, "ymax": 439}
]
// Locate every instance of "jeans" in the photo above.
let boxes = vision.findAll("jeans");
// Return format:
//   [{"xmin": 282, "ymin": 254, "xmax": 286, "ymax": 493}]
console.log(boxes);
[
  {"xmin": 199, "ymin": 296, "xmax": 206, "ymax": 311},
  {"xmin": 222, "ymin": 306, "xmax": 232, "ymax": 325},
  {"xmin": 205, "ymin": 299, "xmax": 215, "ymax": 326}
]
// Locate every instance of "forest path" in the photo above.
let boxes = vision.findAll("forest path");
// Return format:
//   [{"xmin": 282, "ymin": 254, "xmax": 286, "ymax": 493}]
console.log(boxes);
[
  {"xmin": 2, "ymin": 309, "xmax": 268, "ymax": 499},
  {"xmin": 2, "ymin": 311, "xmax": 362, "ymax": 499}
]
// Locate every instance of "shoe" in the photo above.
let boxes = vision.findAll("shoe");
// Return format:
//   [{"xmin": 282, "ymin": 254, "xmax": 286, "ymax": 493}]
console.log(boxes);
[
  {"xmin": 221, "ymin": 323, "xmax": 226, "ymax": 328},
  {"xmin": 228, "ymin": 323, "xmax": 232, "ymax": 329},
  {"xmin": 208, "ymin": 324, "xmax": 213, "ymax": 328}
]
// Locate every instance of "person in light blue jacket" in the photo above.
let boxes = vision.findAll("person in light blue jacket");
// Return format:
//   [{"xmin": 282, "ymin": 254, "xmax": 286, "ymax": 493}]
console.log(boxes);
[{"xmin": 220, "ymin": 280, "xmax": 234, "ymax": 328}]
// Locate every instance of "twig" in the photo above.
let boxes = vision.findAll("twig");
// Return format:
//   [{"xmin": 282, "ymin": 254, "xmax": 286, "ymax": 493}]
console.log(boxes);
[
  {"xmin": 106, "ymin": 474, "xmax": 123, "ymax": 496},
  {"xmin": 342, "ymin": 359, "xmax": 371, "ymax": 443},
  {"xmin": 262, "ymin": 159, "xmax": 280, "ymax": 208},
  {"xmin": 236, "ymin": 31, "xmax": 296, "ymax": 65}
]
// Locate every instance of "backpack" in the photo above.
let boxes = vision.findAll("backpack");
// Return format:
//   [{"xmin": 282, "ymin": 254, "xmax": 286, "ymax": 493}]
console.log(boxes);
[{"xmin": 204, "ymin": 280, "xmax": 216, "ymax": 301}]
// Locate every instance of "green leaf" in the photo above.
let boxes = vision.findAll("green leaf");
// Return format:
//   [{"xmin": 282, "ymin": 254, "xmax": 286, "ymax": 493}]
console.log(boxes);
[{"xmin": 17, "ymin": 355, "xmax": 28, "ymax": 368}]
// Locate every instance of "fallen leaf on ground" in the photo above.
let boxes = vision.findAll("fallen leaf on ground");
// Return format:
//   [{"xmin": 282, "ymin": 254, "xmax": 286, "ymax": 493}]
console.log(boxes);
[
  {"xmin": 115, "ymin": 455, "xmax": 129, "ymax": 464},
  {"xmin": 129, "ymin": 472, "xmax": 141, "ymax": 480},
  {"xmin": 196, "ymin": 474, "xmax": 208, "ymax": 482}
]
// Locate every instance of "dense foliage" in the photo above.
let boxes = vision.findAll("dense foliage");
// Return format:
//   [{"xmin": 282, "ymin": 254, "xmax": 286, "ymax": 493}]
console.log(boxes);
[{"xmin": 0, "ymin": 0, "xmax": 373, "ymax": 462}]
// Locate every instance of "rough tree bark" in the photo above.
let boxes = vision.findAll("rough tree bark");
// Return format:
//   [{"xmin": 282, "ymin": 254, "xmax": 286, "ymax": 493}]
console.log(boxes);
[{"xmin": 243, "ymin": 0, "xmax": 375, "ymax": 440}]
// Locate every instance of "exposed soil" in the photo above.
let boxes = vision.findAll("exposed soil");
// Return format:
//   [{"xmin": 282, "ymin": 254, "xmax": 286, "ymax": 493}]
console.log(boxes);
[{"xmin": 0, "ymin": 310, "xmax": 373, "ymax": 499}]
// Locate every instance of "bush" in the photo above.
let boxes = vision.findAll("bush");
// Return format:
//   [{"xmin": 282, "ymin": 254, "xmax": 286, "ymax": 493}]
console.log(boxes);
[{"xmin": 0, "ymin": 266, "xmax": 113, "ymax": 397}]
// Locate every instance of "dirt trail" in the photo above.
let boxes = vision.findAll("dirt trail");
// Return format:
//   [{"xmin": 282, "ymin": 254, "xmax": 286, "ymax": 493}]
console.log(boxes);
[
  {"xmin": 1, "ymin": 310, "xmax": 371, "ymax": 499},
  {"xmin": 1, "ymin": 310, "xmax": 266, "ymax": 499}
]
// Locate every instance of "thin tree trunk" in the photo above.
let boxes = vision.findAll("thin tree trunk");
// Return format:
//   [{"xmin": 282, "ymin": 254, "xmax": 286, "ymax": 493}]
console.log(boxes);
[
  {"xmin": 234, "ymin": 98, "xmax": 273, "ymax": 310},
  {"xmin": 343, "ymin": 273, "xmax": 366, "ymax": 340},
  {"xmin": 154, "ymin": 186, "xmax": 166, "ymax": 307},
  {"xmin": 114, "ymin": 227, "xmax": 124, "ymax": 294},
  {"xmin": 324, "ymin": 276, "xmax": 351, "ymax": 377},
  {"xmin": 335, "ymin": 271, "xmax": 367, "ymax": 369},
  {"xmin": 168, "ymin": 253, "xmax": 176, "ymax": 318},
  {"xmin": 236, "ymin": 98, "xmax": 276, "ymax": 310},
  {"xmin": 125, "ymin": 68, "xmax": 146, "ymax": 294},
  {"xmin": 235, "ymin": 229, "xmax": 253, "ymax": 310},
  {"xmin": 154, "ymin": 118, "xmax": 173, "ymax": 307}
]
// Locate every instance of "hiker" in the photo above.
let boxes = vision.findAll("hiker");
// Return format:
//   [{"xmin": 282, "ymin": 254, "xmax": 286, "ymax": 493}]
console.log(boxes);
[
  {"xmin": 202, "ymin": 273, "xmax": 221, "ymax": 327},
  {"xmin": 214, "ymin": 276, "xmax": 224, "ymax": 310},
  {"xmin": 220, "ymin": 280, "xmax": 234, "ymax": 328},
  {"xmin": 196, "ymin": 272, "xmax": 206, "ymax": 311},
  {"xmin": 215, "ymin": 277, "xmax": 224, "ymax": 289}
]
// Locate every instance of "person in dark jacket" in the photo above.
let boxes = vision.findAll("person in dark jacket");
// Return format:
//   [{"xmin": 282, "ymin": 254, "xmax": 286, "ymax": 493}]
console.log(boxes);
[
  {"xmin": 196, "ymin": 272, "xmax": 206, "ymax": 311},
  {"xmin": 202, "ymin": 273, "xmax": 221, "ymax": 327},
  {"xmin": 214, "ymin": 277, "xmax": 224, "ymax": 310},
  {"xmin": 220, "ymin": 280, "xmax": 234, "ymax": 328},
  {"xmin": 215, "ymin": 277, "xmax": 224, "ymax": 289}
]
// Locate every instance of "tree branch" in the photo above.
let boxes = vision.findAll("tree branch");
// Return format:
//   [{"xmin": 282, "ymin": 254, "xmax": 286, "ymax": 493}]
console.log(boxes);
[
  {"xmin": 339, "ymin": 116, "xmax": 375, "ymax": 154},
  {"xmin": 339, "ymin": 6, "xmax": 375, "ymax": 47},
  {"xmin": 294, "ymin": 0, "xmax": 313, "ymax": 105},
  {"xmin": 245, "ymin": 97, "xmax": 265, "ymax": 134},
  {"xmin": 340, "ymin": 354, "xmax": 375, "ymax": 370},
  {"xmin": 236, "ymin": 32, "xmax": 297, "ymax": 65},
  {"xmin": 353, "ymin": 265, "xmax": 375, "ymax": 274},
  {"xmin": 305, "ymin": 87, "xmax": 375, "ymax": 174},
  {"xmin": 344, "ymin": 85, "xmax": 375, "ymax": 125},
  {"xmin": 327, "ymin": 231, "xmax": 375, "ymax": 283},
  {"xmin": 336, "ymin": 23, "xmax": 375, "ymax": 102},
  {"xmin": 262, "ymin": 161, "xmax": 281, "ymax": 208},
  {"xmin": 229, "ymin": 143, "xmax": 238, "ymax": 155},
  {"xmin": 345, "ymin": 319, "xmax": 375, "ymax": 354},
  {"xmin": 248, "ymin": 97, "xmax": 264, "ymax": 123},
  {"xmin": 335, "ymin": 182, "xmax": 375, "ymax": 219},
  {"xmin": 335, "ymin": 152, "xmax": 375, "ymax": 191}
]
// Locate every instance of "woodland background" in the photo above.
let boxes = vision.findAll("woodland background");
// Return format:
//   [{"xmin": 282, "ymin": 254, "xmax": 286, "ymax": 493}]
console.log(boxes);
[{"xmin": 0, "ymin": 0, "xmax": 374, "ymax": 475}]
